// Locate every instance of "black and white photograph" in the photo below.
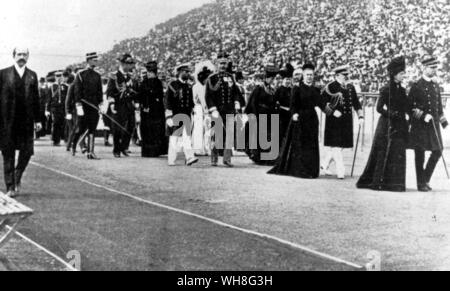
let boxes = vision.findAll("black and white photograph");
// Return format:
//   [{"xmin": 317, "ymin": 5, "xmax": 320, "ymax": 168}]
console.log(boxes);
[{"xmin": 1, "ymin": 0, "xmax": 450, "ymax": 275}]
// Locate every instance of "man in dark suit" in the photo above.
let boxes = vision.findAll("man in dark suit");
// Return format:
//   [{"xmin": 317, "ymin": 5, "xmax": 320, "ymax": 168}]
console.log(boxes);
[{"xmin": 0, "ymin": 47, "xmax": 42, "ymax": 197}]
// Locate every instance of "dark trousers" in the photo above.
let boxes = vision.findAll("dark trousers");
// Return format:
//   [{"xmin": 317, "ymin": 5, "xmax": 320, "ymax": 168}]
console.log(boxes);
[
  {"xmin": 51, "ymin": 112, "xmax": 65, "ymax": 145},
  {"xmin": 2, "ymin": 149, "xmax": 32, "ymax": 191},
  {"xmin": 415, "ymin": 149, "xmax": 442, "ymax": 187},
  {"xmin": 72, "ymin": 108, "xmax": 99, "ymax": 152},
  {"xmin": 112, "ymin": 117, "xmax": 133, "ymax": 154}
]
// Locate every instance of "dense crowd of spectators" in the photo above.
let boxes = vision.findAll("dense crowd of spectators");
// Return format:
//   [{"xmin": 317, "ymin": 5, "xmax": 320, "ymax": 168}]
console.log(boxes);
[{"xmin": 92, "ymin": 0, "xmax": 450, "ymax": 92}]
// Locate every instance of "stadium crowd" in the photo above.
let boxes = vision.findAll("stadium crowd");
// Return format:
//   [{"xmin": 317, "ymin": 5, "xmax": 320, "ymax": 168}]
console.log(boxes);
[{"xmin": 91, "ymin": 0, "xmax": 450, "ymax": 92}]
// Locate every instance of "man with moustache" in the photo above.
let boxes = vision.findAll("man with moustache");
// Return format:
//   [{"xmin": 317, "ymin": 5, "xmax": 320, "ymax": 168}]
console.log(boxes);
[
  {"xmin": 0, "ymin": 47, "xmax": 42, "ymax": 197},
  {"xmin": 409, "ymin": 56, "xmax": 448, "ymax": 192},
  {"xmin": 72, "ymin": 52, "xmax": 103, "ymax": 160}
]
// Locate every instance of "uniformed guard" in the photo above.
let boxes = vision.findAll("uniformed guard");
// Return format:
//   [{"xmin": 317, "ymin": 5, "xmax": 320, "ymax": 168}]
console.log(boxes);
[
  {"xmin": 409, "ymin": 56, "xmax": 448, "ymax": 192},
  {"xmin": 72, "ymin": 52, "xmax": 104, "ymax": 160},
  {"xmin": 47, "ymin": 70, "xmax": 69, "ymax": 146},
  {"xmin": 106, "ymin": 53, "xmax": 138, "ymax": 158},
  {"xmin": 164, "ymin": 63, "xmax": 199, "ymax": 166},
  {"xmin": 321, "ymin": 65, "xmax": 364, "ymax": 179},
  {"xmin": 205, "ymin": 52, "xmax": 243, "ymax": 167}
]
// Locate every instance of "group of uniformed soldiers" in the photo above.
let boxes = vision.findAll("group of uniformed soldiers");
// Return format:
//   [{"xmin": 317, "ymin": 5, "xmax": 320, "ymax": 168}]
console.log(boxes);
[{"xmin": 36, "ymin": 51, "xmax": 447, "ymax": 191}]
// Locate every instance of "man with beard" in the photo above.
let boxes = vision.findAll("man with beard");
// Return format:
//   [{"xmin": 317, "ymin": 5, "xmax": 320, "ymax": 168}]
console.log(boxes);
[
  {"xmin": 321, "ymin": 65, "xmax": 364, "ymax": 180},
  {"xmin": 137, "ymin": 61, "xmax": 168, "ymax": 158},
  {"xmin": 0, "ymin": 47, "xmax": 42, "ymax": 197},
  {"xmin": 47, "ymin": 70, "xmax": 69, "ymax": 146},
  {"xmin": 72, "ymin": 52, "xmax": 103, "ymax": 160},
  {"xmin": 164, "ymin": 63, "xmax": 199, "ymax": 167},
  {"xmin": 106, "ymin": 53, "xmax": 138, "ymax": 158},
  {"xmin": 409, "ymin": 56, "xmax": 448, "ymax": 192},
  {"xmin": 205, "ymin": 52, "xmax": 243, "ymax": 167}
]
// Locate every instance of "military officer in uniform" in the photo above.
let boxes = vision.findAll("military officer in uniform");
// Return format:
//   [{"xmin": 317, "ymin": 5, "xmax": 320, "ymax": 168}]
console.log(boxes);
[
  {"xmin": 47, "ymin": 70, "xmax": 69, "ymax": 146},
  {"xmin": 321, "ymin": 65, "xmax": 364, "ymax": 179},
  {"xmin": 164, "ymin": 63, "xmax": 199, "ymax": 166},
  {"xmin": 409, "ymin": 56, "xmax": 448, "ymax": 192},
  {"xmin": 72, "ymin": 52, "xmax": 103, "ymax": 160},
  {"xmin": 106, "ymin": 53, "xmax": 138, "ymax": 158},
  {"xmin": 205, "ymin": 53, "xmax": 243, "ymax": 167}
]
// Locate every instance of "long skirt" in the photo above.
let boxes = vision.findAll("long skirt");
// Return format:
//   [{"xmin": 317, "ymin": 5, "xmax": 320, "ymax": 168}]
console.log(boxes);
[
  {"xmin": 357, "ymin": 116, "xmax": 407, "ymax": 192},
  {"xmin": 141, "ymin": 112, "xmax": 168, "ymax": 158}
]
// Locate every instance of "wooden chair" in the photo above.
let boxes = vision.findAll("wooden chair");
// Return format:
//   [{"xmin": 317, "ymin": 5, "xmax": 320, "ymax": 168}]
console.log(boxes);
[{"xmin": 0, "ymin": 193, "xmax": 33, "ymax": 249}]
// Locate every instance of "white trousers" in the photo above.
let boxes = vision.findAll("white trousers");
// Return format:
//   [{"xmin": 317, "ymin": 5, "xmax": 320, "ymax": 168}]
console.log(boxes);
[
  {"xmin": 192, "ymin": 105, "xmax": 211, "ymax": 155},
  {"xmin": 168, "ymin": 127, "xmax": 195, "ymax": 165},
  {"xmin": 322, "ymin": 147, "xmax": 346, "ymax": 178}
]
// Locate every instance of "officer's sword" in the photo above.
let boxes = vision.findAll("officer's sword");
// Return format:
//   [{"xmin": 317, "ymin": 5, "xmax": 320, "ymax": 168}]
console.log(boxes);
[
  {"xmin": 80, "ymin": 99, "xmax": 131, "ymax": 135},
  {"xmin": 351, "ymin": 124, "xmax": 362, "ymax": 177},
  {"xmin": 431, "ymin": 118, "xmax": 450, "ymax": 179}
]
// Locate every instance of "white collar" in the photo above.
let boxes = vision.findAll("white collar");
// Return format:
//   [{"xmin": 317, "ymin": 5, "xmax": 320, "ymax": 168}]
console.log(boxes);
[
  {"xmin": 423, "ymin": 75, "xmax": 432, "ymax": 82},
  {"xmin": 179, "ymin": 78, "xmax": 188, "ymax": 84},
  {"xmin": 14, "ymin": 63, "xmax": 26, "ymax": 77},
  {"xmin": 119, "ymin": 67, "xmax": 127, "ymax": 76}
]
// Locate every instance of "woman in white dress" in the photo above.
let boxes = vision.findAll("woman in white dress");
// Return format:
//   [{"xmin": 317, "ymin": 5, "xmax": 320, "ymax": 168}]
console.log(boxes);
[{"xmin": 192, "ymin": 66, "xmax": 213, "ymax": 156}]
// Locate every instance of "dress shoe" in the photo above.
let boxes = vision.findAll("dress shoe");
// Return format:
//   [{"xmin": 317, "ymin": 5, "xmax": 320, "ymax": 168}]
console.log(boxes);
[
  {"xmin": 104, "ymin": 141, "xmax": 112, "ymax": 147},
  {"xmin": 114, "ymin": 153, "xmax": 121, "ymax": 158},
  {"xmin": 223, "ymin": 161, "xmax": 234, "ymax": 168},
  {"xmin": 81, "ymin": 148, "xmax": 88, "ymax": 154},
  {"xmin": 6, "ymin": 190, "xmax": 17, "ymax": 198},
  {"xmin": 418, "ymin": 185, "xmax": 429, "ymax": 192},
  {"xmin": 87, "ymin": 153, "xmax": 101, "ymax": 160},
  {"xmin": 186, "ymin": 157, "xmax": 199, "ymax": 166},
  {"xmin": 211, "ymin": 162, "xmax": 218, "ymax": 167},
  {"xmin": 321, "ymin": 167, "xmax": 333, "ymax": 176},
  {"xmin": 121, "ymin": 151, "xmax": 130, "ymax": 157},
  {"xmin": 15, "ymin": 184, "xmax": 21, "ymax": 195},
  {"xmin": 426, "ymin": 183, "xmax": 433, "ymax": 191}
]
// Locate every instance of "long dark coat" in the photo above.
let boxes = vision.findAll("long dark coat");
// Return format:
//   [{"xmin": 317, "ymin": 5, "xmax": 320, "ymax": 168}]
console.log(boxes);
[
  {"xmin": 408, "ymin": 78, "xmax": 444, "ymax": 151},
  {"xmin": 269, "ymin": 83, "xmax": 325, "ymax": 179},
  {"xmin": 322, "ymin": 81, "xmax": 362, "ymax": 148},
  {"xmin": 0, "ymin": 66, "xmax": 40, "ymax": 154},
  {"xmin": 274, "ymin": 85, "xmax": 292, "ymax": 142},
  {"xmin": 357, "ymin": 83, "xmax": 408, "ymax": 192},
  {"xmin": 138, "ymin": 77, "xmax": 168, "ymax": 157},
  {"xmin": 245, "ymin": 84, "xmax": 278, "ymax": 165}
]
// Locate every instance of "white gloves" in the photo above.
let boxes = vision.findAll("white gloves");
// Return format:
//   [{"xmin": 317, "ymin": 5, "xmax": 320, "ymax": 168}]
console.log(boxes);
[
  {"xmin": 66, "ymin": 114, "xmax": 73, "ymax": 121},
  {"xmin": 212, "ymin": 110, "xmax": 220, "ymax": 119},
  {"xmin": 235, "ymin": 102, "xmax": 241, "ymax": 111},
  {"xmin": 166, "ymin": 118, "xmax": 174, "ymax": 128},
  {"xmin": 45, "ymin": 111, "xmax": 51, "ymax": 118},
  {"xmin": 358, "ymin": 118, "xmax": 365, "ymax": 126},
  {"xmin": 333, "ymin": 110, "xmax": 343, "ymax": 118},
  {"xmin": 292, "ymin": 114, "xmax": 300, "ymax": 122},
  {"xmin": 35, "ymin": 123, "xmax": 43, "ymax": 132},
  {"xmin": 76, "ymin": 105, "xmax": 84, "ymax": 117},
  {"xmin": 424, "ymin": 114, "xmax": 433, "ymax": 123}
]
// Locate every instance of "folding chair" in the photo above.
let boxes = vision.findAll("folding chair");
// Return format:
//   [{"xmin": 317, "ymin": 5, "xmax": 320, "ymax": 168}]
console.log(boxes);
[{"xmin": 0, "ymin": 193, "xmax": 33, "ymax": 250}]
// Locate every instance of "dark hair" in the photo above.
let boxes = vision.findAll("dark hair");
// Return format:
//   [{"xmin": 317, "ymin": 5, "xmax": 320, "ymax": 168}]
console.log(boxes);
[{"xmin": 13, "ymin": 48, "xmax": 29, "ymax": 58}]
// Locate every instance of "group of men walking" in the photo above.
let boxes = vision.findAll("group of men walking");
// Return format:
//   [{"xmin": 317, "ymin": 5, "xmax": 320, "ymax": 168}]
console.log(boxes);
[{"xmin": 0, "ymin": 47, "xmax": 448, "ymax": 198}]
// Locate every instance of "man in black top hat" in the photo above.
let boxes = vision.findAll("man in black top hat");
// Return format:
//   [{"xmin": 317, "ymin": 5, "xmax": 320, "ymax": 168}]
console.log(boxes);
[
  {"xmin": 72, "ymin": 52, "xmax": 103, "ymax": 160},
  {"xmin": 205, "ymin": 52, "xmax": 243, "ymax": 167},
  {"xmin": 106, "ymin": 53, "xmax": 139, "ymax": 158},
  {"xmin": 409, "ymin": 56, "xmax": 448, "ymax": 192},
  {"xmin": 47, "ymin": 70, "xmax": 69, "ymax": 146}
]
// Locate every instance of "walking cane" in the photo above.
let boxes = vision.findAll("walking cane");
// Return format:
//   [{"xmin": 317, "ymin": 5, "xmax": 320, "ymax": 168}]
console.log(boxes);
[
  {"xmin": 351, "ymin": 124, "xmax": 362, "ymax": 177},
  {"xmin": 431, "ymin": 119, "xmax": 450, "ymax": 179}
]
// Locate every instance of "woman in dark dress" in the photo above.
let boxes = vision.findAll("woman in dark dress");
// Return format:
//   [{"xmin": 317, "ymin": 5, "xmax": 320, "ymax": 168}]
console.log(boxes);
[
  {"xmin": 245, "ymin": 64, "xmax": 279, "ymax": 165},
  {"xmin": 357, "ymin": 56, "xmax": 409, "ymax": 192},
  {"xmin": 269, "ymin": 63, "xmax": 326, "ymax": 179},
  {"xmin": 137, "ymin": 61, "xmax": 168, "ymax": 158}
]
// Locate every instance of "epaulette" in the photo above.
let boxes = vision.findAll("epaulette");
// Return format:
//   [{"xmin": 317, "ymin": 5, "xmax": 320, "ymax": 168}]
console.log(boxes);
[{"xmin": 323, "ymin": 81, "xmax": 340, "ymax": 98}]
